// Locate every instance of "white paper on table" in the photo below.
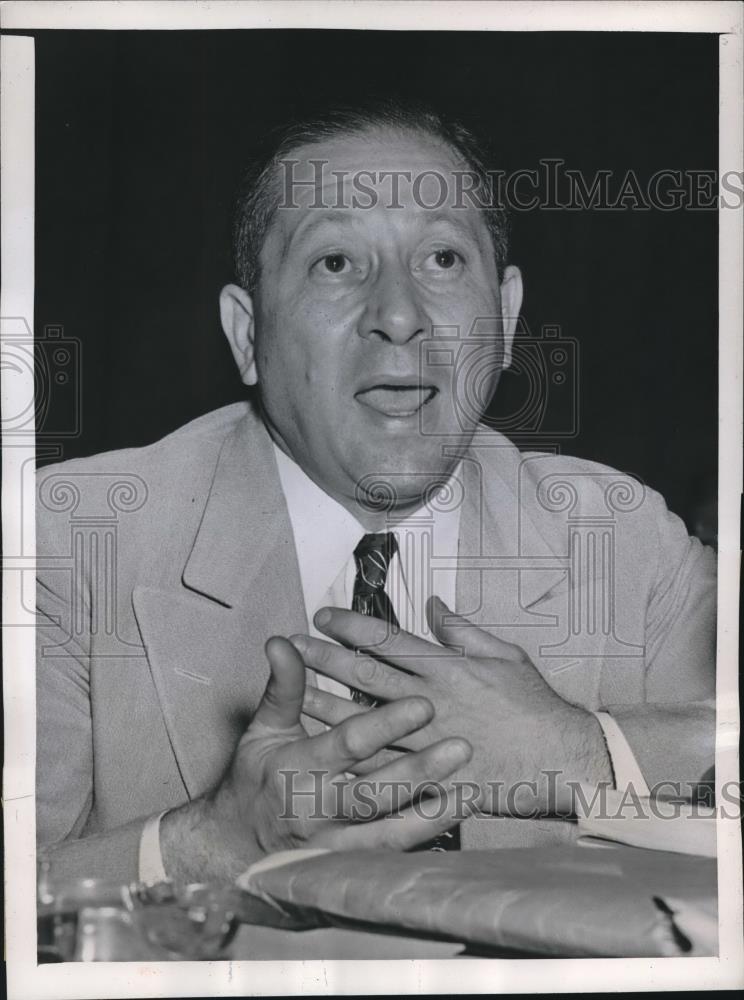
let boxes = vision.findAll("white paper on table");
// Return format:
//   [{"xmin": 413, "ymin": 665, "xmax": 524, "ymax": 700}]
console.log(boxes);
[{"xmin": 576, "ymin": 786, "xmax": 717, "ymax": 858}]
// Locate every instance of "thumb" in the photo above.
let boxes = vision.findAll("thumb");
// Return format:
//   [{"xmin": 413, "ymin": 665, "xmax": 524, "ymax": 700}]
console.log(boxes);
[
  {"xmin": 427, "ymin": 595, "xmax": 525, "ymax": 662},
  {"xmin": 252, "ymin": 636, "xmax": 307, "ymax": 731}
]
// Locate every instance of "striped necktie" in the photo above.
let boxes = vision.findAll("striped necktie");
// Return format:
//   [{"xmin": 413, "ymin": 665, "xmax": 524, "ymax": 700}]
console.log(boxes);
[
  {"xmin": 351, "ymin": 531, "xmax": 399, "ymax": 708},
  {"xmin": 351, "ymin": 532, "xmax": 460, "ymax": 852}
]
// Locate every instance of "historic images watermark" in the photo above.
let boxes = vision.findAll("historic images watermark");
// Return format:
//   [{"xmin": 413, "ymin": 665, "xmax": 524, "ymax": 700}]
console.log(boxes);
[
  {"xmin": 418, "ymin": 319, "xmax": 578, "ymax": 440},
  {"xmin": 278, "ymin": 769, "xmax": 740, "ymax": 823},
  {"xmin": 1, "ymin": 318, "xmax": 82, "ymax": 440},
  {"xmin": 278, "ymin": 159, "xmax": 743, "ymax": 212}
]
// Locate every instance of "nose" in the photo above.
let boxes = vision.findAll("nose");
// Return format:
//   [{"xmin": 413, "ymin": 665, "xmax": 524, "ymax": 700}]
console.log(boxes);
[{"xmin": 358, "ymin": 263, "xmax": 427, "ymax": 346}]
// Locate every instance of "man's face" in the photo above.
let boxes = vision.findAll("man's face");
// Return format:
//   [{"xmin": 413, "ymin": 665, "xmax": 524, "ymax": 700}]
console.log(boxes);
[{"xmin": 222, "ymin": 126, "xmax": 522, "ymax": 515}]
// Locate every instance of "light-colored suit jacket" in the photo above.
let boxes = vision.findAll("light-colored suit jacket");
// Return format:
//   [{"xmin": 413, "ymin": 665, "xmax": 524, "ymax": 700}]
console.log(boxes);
[{"xmin": 36, "ymin": 403, "xmax": 716, "ymax": 883}]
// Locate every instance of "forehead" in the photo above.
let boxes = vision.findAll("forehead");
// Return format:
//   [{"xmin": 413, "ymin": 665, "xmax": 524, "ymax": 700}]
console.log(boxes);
[
  {"xmin": 287, "ymin": 126, "xmax": 465, "ymax": 182},
  {"xmin": 264, "ymin": 125, "xmax": 489, "ymax": 253}
]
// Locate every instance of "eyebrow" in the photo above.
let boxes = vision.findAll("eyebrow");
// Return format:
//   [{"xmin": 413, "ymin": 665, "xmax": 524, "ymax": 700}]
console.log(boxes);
[
  {"xmin": 405, "ymin": 210, "xmax": 491, "ymax": 255},
  {"xmin": 284, "ymin": 211, "xmax": 360, "ymax": 255},
  {"xmin": 283, "ymin": 205, "xmax": 487, "ymax": 258},
  {"xmin": 422, "ymin": 211, "xmax": 486, "ymax": 242}
]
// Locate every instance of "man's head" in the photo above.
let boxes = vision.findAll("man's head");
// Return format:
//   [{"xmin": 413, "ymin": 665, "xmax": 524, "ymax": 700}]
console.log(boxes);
[{"xmin": 220, "ymin": 101, "xmax": 523, "ymax": 520}]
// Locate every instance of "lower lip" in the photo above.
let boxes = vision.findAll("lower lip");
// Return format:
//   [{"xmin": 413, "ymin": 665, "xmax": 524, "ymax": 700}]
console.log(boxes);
[{"xmin": 355, "ymin": 388, "xmax": 437, "ymax": 419}]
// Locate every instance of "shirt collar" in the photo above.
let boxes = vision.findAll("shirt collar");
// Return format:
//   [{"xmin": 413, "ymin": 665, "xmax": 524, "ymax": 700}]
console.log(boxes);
[
  {"xmin": 274, "ymin": 444, "xmax": 364, "ymax": 617},
  {"xmin": 273, "ymin": 443, "xmax": 462, "ymax": 615}
]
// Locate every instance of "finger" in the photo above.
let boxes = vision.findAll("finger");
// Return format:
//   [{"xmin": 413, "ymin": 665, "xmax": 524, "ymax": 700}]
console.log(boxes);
[
  {"xmin": 292, "ymin": 634, "xmax": 423, "ymax": 699},
  {"xmin": 308, "ymin": 695, "xmax": 434, "ymax": 773},
  {"xmin": 323, "ymin": 784, "xmax": 468, "ymax": 852},
  {"xmin": 346, "ymin": 747, "xmax": 404, "ymax": 776},
  {"xmin": 344, "ymin": 737, "xmax": 472, "ymax": 817},
  {"xmin": 311, "ymin": 609, "xmax": 451, "ymax": 677},
  {"xmin": 303, "ymin": 685, "xmax": 367, "ymax": 727},
  {"xmin": 302, "ymin": 686, "xmax": 429, "ymax": 755},
  {"xmin": 427, "ymin": 595, "xmax": 527, "ymax": 662},
  {"xmin": 252, "ymin": 636, "xmax": 307, "ymax": 732}
]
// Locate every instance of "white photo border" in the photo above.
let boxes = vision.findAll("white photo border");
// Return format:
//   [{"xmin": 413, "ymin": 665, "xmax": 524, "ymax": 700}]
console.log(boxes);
[{"xmin": 2, "ymin": 2, "xmax": 742, "ymax": 996}]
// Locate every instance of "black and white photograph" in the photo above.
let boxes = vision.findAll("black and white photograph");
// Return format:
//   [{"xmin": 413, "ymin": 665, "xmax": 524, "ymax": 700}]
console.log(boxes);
[{"xmin": 2, "ymin": 1, "xmax": 742, "ymax": 996}]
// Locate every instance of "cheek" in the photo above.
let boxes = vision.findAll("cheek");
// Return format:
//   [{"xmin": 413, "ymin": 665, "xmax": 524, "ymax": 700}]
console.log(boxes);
[
  {"xmin": 256, "ymin": 289, "xmax": 361, "ymax": 398},
  {"xmin": 259, "ymin": 327, "xmax": 337, "ymax": 402},
  {"xmin": 419, "ymin": 280, "xmax": 500, "ymax": 335}
]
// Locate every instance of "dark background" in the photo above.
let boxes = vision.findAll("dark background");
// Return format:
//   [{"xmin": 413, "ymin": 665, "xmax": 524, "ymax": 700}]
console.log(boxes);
[{"xmin": 28, "ymin": 30, "xmax": 718, "ymax": 540}]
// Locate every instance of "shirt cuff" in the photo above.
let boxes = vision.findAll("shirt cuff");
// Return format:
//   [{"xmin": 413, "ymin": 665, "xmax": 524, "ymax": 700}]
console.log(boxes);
[
  {"xmin": 138, "ymin": 810, "xmax": 169, "ymax": 885},
  {"xmin": 593, "ymin": 711, "xmax": 650, "ymax": 796}
]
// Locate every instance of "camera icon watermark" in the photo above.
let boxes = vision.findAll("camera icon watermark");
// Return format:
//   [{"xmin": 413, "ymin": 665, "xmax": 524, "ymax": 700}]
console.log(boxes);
[
  {"xmin": 1, "ymin": 317, "xmax": 81, "ymax": 438},
  {"xmin": 419, "ymin": 319, "xmax": 579, "ymax": 439}
]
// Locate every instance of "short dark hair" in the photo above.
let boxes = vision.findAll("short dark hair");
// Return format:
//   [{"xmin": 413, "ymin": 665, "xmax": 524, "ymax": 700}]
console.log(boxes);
[{"xmin": 232, "ymin": 99, "xmax": 509, "ymax": 294}]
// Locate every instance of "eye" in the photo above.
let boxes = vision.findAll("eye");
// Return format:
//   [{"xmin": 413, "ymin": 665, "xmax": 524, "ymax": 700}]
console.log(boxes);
[
  {"xmin": 420, "ymin": 247, "xmax": 464, "ymax": 273},
  {"xmin": 434, "ymin": 249, "xmax": 458, "ymax": 269},
  {"xmin": 316, "ymin": 253, "xmax": 351, "ymax": 275}
]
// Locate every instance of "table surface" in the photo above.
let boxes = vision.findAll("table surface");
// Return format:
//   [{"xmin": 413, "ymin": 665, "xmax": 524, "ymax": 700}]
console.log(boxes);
[{"xmin": 229, "ymin": 924, "xmax": 465, "ymax": 960}]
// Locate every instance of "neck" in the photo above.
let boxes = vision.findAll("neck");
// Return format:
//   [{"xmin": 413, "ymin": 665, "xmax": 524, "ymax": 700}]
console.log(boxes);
[{"xmin": 261, "ymin": 412, "xmax": 445, "ymax": 532}]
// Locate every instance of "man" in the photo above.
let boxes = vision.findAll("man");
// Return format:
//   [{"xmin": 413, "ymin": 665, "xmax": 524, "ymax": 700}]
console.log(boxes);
[{"xmin": 36, "ymin": 102, "xmax": 716, "ymax": 887}]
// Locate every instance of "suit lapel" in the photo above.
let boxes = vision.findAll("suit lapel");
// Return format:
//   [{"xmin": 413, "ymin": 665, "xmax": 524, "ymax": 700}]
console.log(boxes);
[
  {"xmin": 455, "ymin": 436, "xmax": 604, "ymax": 708},
  {"xmin": 132, "ymin": 411, "xmax": 321, "ymax": 801},
  {"xmin": 455, "ymin": 438, "xmax": 568, "ymax": 632}
]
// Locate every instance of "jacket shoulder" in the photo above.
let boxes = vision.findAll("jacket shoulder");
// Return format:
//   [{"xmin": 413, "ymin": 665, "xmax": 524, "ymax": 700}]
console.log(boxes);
[
  {"xmin": 511, "ymin": 444, "xmax": 655, "ymax": 516},
  {"xmin": 493, "ymin": 439, "xmax": 712, "ymax": 586},
  {"xmin": 473, "ymin": 431, "xmax": 650, "ymax": 503},
  {"xmin": 36, "ymin": 402, "xmax": 250, "ymax": 483},
  {"xmin": 36, "ymin": 403, "xmax": 253, "ymax": 551},
  {"xmin": 476, "ymin": 431, "xmax": 691, "ymax": 549}
]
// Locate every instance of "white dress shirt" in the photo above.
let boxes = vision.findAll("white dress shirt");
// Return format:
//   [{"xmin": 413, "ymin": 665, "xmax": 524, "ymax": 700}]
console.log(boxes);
[{"xmin": 272, "ymin": 444, "xmax": 462, "ymax": 698}]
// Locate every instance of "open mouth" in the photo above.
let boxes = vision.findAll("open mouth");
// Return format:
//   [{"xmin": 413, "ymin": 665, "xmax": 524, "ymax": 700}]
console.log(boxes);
[{"xmin": 355, "ymin": 384, "xmax": 438, "ymax": 418}]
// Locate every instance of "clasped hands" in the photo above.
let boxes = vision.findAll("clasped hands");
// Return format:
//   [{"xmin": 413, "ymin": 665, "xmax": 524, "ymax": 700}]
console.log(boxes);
[
  {"xmin": 294, "ymin": 596, "xmax": 611, "ymax": 819},
  {"xmin": 163, "ymin": 598, "xmax": 610, "ymax": 883}
]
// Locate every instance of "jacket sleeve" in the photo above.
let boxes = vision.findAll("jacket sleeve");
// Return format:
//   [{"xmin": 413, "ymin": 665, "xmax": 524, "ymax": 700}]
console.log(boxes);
[
  {"xmin": 36, "ymin": 476, "xmax": 148, "ymax": 885},
  {"xmin": 600, "ymin": 489, "xmax": 717, "ymax": 790},
  {"xmin": 643, "ymin": 491, "xmax": 717, "ymax": 704}
]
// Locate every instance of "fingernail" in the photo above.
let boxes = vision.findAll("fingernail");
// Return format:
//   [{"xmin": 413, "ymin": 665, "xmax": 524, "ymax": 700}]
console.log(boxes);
[
  {"xmin": 411, "ymin": 697, "xmax": 434, "ymax": 724},
  {"xmin": 314, "ymin": 608, "xmax": 332, "ymax": 628},
  {"xmin": 289, "ymin": 634, "xmax": 306, "ymax": 650},
  {"xmin": 450, "ymin": 738, "xmax": 473, "ymax": 763}
]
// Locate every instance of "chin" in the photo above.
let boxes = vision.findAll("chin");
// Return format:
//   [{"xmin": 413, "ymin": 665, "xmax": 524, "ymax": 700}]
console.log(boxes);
[{"xmin": 349, "ymin": 438, "xmax": 465, "ymax": 513}]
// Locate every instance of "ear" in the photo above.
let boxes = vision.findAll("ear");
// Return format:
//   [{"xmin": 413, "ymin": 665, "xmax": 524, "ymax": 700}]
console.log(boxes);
[
  {"xmin": 220, "ymin": 284, "xmax": 257, "ymax": 386},
  {"xmin": 499, "ymin": 266, "xmax": 523, "ymax": 370}
]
